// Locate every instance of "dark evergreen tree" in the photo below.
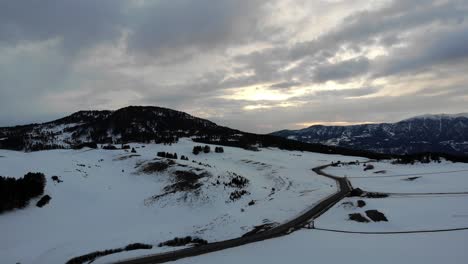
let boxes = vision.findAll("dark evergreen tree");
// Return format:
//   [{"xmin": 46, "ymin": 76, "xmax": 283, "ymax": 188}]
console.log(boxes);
[{"xmin": 203, "ymin": 145, "xmax": 211, "ymax": 153}]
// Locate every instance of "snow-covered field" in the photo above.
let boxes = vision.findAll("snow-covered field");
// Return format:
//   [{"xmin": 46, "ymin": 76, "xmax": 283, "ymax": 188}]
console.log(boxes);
[
  {"xmin": 316, "ymin": 196, "xmax": 468, "ymax": 231},
  {"xmin": 325, "ymin": 160, "xmax": 468, "ymax": 193},
  {"xmin": 171, "ymin": 159, "xmax": 468, "ymax": 264},
  {"xmin": 2, "ymin": 140, "xmax": 468, "ymax": 264},
  {"xmin": 173, "ymin": 228, "xmax": 468, "ymax": 264},
  {"xmin": 0, "ymin": 138, "xmax": 363, "ymax": 264},
  {"xmin": 319, "ymin": 160, "xmax": 468, "ymax": 231}
]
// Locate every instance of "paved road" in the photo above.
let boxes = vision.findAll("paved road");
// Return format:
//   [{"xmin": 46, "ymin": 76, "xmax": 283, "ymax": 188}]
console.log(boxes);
[{"xmin": 114, "ymin": 164, "xmax": 352, "ymax": 264}]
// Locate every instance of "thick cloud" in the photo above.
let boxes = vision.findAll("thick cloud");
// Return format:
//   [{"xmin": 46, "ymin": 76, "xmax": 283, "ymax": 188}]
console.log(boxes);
[
  {"xmin": 373, "ymin": 26, "xmax": 468, "ymax": 77},
  {"xmin": 270, "ymin": 81, "xmax": 302, "ymax": 89},
  {"xmin": 313, "ymin": 57, "xmax": 370, "ymax": 83},
  {"xmin": 0, "ymin": 0, "xmax": 467, "ymax": 132},
  {"xmin": 127, "ymin": 0, "xmax": 268, "ymax": 57},
  {"xmin": 0, "ymin": 0, "xmax": 125, "ymax": 53}
]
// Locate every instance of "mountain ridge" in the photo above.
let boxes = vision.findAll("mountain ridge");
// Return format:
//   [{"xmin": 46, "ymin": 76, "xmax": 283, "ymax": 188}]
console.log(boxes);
[
  {"xmin": 0, "ymin": 106, "xmax": 403, "ymax": 160},
  {"xmin": 2, "ymin": 107, "xmax": 467, "ymax": 159},
  {"xmin": 271, "ymin": 113, "xmax": 468, "ymax": 155}
]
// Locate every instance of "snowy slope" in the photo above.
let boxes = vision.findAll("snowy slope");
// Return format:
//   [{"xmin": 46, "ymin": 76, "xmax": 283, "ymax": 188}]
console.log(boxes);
[
  {"xmin": 0, "ymin": 138, "xmax": 363, "ymax": 264},
  {"xmin": 172, "ymin": 228, "xmax": 468, "ymax": 264},
  {"xmin": 325, "ymin": 160, "xmax": 468, "ymax": 193},
  {"xmin": 170, "ymin": 159, "xmax": 468, "ymax": 264},
  {"xmin": 319, "ymin": 160, "xmax": 468, "ymax": 230}
]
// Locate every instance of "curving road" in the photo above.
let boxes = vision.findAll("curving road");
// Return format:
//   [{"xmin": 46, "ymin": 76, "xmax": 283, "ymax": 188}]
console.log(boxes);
[{"xmin": 113, "ymin": 164, "xmax": 352, "ymax": 264}]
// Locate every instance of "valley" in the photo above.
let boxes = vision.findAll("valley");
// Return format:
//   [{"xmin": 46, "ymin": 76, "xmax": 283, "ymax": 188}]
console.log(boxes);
[{"xmin": 1, "ymin": 138, "xmax": 467, "ymax": 264}]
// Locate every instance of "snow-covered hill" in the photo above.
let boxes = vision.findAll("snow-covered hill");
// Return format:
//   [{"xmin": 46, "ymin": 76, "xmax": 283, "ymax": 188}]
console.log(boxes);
[
  {"xmin": 0, "ymin": 106, "xmax": 235, "ymax": 151},
  {"xmin": 271, "ymin": 113, "xmax": 468, "ymax": 155},
  {"xmin": 0, "ymin": 138, "xmax": 363, "ymax": 264}
]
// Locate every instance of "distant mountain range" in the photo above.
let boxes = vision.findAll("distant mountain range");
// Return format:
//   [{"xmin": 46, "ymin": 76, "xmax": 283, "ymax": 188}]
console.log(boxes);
[
  {"xmin": 1, "ymin": 107, "xmax": 467, "ymax": 158},
  {"xmin": 271, "ymin": 114, "xmax": 468, "ymax": 155}
]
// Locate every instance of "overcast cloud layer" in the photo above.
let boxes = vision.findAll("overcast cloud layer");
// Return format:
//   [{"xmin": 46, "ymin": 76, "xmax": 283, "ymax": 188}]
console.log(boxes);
[{"xmin": 0, "ymin": 0, "xmax": 467, "ymax": 133}]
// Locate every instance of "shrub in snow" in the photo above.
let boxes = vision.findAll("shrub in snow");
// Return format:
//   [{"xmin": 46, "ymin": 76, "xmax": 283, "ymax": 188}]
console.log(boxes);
[
  {"xmin": 72, "ymin": 142, "xmax": 98, "ymax": 149},
  {"xmin": 224, "ymin": 173, "xmax": 249, "ymax": 188},
  {"xmin": 102, "ymin": 144, "xmax": 117, "ymax": 150},
  {"xmin": 203, "ymin": 145, "xmax": 211, "ymax": 153},
  {"xmin": 348, "ymin": 213, "xmax": 369, "ymax": 223},
  {"xmin": 158, "ymin": 236, "xmax": 208, "ymax": 247},
  {"xmin": 365, "ymin": 210, "xmax": 388, "ymax": 222},
  {"xmin": 404, "ymin": 176, "xmax": 421, "ymax": 181},
  {"xmin": 121, "ymin": 144, "xmax": 131, "ymax": 150},
  {"xmin": 124, "ymin": 243, "xmax": 153, "ymax": 251},
  {"xmin": 193, "ymin": 146, "xmax": 202, "ymax": 155},
  {"xmin": 357, "ymin": 200, "xmax": 366, "ymax": 208},
  {"xmin": 157, "ymin": 152, "xmax": 178, "ymax": 159},
  {"xmin": 36, "ymin": 195, "xmax": 51, "ymax": 208},
  {"xmin": 215, "ymin": 147, "xmax": 224, "ymax": 153},
  {"xmin": 51, "ymin": 175, "xmax": 63, "ymax": 183},
  {"xmin": 229, "ymin": 190, "xmax": 249, "ymax": 201}
]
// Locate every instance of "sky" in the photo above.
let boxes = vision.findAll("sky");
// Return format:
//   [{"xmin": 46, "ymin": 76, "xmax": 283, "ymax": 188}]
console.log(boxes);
[{"xmin": 0, "ymin": 0, "xmax": 467, "ymax": 133}]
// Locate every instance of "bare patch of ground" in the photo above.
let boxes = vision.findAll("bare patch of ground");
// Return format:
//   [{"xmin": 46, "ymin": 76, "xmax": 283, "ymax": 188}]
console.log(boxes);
[
  {"xmin": 140, "ymin": 160, "xmax": 175, "ymax": 174},
  {"xmin": 113, "ymin": 154, "xmax": 141, "ymax": 161},
  {"xmin": 144, "ymin": 169, "xmax": 211, "ymax": 205}
]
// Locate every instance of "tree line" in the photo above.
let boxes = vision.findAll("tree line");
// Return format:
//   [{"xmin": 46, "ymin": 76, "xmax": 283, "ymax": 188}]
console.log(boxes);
[{"xmin": 0, "ymin": 172, "xmax": 46, "ymax": 214}]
